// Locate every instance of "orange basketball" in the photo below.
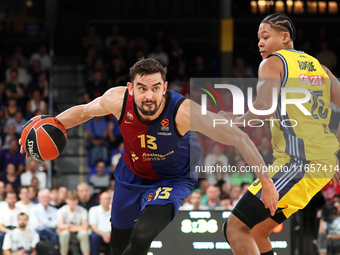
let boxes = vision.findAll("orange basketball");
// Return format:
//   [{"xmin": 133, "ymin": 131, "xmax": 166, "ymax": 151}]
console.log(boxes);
[{"xmin": 21, "ymin": 115, "xmax": 68, "ymax": 161}]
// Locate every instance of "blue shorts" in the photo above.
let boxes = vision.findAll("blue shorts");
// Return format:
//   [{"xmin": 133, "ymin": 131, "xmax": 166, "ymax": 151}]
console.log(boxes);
[{"xmin": 111, "ymin": 158, "xmax": 196, "ymax": 229}]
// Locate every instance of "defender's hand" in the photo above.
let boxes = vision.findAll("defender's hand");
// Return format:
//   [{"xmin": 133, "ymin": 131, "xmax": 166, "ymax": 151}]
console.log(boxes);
[{"xmin": 261, "ymin": 179, "xmax": 279, "ymax": 216}]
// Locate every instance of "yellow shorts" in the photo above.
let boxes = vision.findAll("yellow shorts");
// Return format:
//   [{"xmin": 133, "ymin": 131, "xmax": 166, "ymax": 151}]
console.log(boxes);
[{"xmin": 248, "ymin": 155, "xmax": 338, "ymax": 219}]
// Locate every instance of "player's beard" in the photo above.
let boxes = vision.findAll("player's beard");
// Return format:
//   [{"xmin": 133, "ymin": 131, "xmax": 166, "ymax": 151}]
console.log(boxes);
[{"xmin": 135, "ymin": 96, "xmax": 164, "ymax": 116}]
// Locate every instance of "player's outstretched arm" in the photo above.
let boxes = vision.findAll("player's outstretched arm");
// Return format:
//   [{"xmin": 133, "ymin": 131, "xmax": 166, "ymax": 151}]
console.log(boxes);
[
  {"xmin": 176, "ymin": 99, "xmax": 279, "ymax": 215},
  {"xmin": 56, "ymin": 87, "xmax": 126, "ymax": 129}
]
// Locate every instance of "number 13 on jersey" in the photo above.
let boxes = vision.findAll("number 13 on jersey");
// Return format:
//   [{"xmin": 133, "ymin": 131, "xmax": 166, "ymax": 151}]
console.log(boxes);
[{"xmin": 138, "ymin": 134, "xmax": 157, "ymax": 150}]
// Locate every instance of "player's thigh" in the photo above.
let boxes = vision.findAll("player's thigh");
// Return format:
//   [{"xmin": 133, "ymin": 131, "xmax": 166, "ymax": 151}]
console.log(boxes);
[
  {"xmin": 111, "ymin": 179, "xmax": 145, "ymax": 229},
  {"xmin": 140, "ymin": 179, "xmax": 194, "ymax": 218}
]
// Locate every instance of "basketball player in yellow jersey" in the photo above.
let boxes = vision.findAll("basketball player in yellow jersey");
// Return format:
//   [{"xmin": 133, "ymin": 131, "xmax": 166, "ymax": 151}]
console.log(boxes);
[{"xmin": 221, "ymin": 13, "xmax": 340, "ymax": 255}]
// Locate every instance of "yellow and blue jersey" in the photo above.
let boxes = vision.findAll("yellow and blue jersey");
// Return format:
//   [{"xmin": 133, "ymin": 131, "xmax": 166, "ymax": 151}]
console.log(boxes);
[{"xmin": 270, "ymin": 49, "xmax": 339, "ymax": 161}]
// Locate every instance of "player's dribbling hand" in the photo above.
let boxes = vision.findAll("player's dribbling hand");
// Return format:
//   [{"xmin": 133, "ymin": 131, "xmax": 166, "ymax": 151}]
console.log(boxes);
[
  {"xmin": 18, "ymin": 138, "xmax": 29, "ymax": 158},
  {"xmin": 261, "ymin": 180, "xmax": 279, "ymax": 216}
]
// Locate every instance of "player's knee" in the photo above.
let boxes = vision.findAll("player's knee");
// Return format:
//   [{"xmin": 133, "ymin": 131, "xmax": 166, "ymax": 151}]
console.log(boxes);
[{"xmin": 131, "ymin": 224, "xmax": 155, "ymax": 247}]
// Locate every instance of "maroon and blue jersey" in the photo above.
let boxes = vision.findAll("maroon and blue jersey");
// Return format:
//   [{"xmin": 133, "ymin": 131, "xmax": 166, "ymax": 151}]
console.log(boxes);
[
  {"xmin": 117, "ymin": 89, "xmax": 201, "ymax": 181},
  {"xmin": 111, "ymin": 89, "xmax": 201, "ymax": 229}
]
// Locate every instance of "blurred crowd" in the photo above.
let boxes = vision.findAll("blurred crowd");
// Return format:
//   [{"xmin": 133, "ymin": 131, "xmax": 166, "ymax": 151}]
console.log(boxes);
[{"xmin": 0, "ymin": 20, "xmax": 339, "ymax": 254}]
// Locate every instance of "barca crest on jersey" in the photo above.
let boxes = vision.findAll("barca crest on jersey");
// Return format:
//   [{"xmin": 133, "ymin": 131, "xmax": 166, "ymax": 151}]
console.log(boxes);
[
  {"xmin": 127, "ymin": 112, "xmax": 134, "ymax": 120},
  {"xmin": 161, "ymin": 118, "xmax": 170, "ymax": 131},
  {"xmin": 147, "ymin": 192, "xmax": 153, "ymax": 202}
]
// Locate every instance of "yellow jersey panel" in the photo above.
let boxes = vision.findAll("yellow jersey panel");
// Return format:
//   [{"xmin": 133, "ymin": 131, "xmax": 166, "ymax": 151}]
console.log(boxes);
[{"xmin": 270, "ymin": 49, "xmax": 339, "ymax": 160}]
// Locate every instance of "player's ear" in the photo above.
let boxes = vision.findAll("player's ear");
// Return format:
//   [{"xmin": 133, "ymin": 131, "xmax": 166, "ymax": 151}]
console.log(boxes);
[
  {"xmin": 163, "ymin": 81, "xmax": 168, "ymax": 95},
  {"xmin": 282, "ymin": 31, "xmax": 290, "ymax": 45},
  {"xmin": 127, "ymin": 82, "xmax": 133, "ymax": 95}
]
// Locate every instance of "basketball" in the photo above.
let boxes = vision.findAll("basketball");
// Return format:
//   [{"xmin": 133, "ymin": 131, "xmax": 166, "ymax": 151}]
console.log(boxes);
[{"xmin": 21, "ymin": 115, "xmax": 68, "ymax": 161}]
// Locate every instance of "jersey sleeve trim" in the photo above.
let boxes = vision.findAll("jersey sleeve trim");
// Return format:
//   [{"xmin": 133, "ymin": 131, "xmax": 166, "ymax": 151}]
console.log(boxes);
[
  {"xmin": 117, "ymin": 89, "xmax": 129, "ymax": 126},
  {"xmin": 269, "ymin": 53, "xmax": 288, "ymax": 88},
  {"xmin": 172, "ymin": 97, "xmax": 186, "ymax": 138}
]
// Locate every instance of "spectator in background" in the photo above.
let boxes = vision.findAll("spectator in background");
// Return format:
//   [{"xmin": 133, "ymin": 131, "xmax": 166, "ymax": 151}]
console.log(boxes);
[
  {"xmin": 28, "ymin": 186, "xmax": 39, "ymax": 204},
  {"xmin": 27, "ymin": 71, "xmax": 49, "ymax": 101},
  {"xmin": 84, "ymin": 46, "xmax": 101, "ymax": 71},
  {"xmin": 2, "ymin": 213, "xmax": 39, "ymax": 255},
  {"xmin": 169, "ymin": 39, "xmax": 184, "ymax": 66},
  {"xmin": 232, "ymin": 56, "xmax": 255, "ymax": 78},
  {"xmin": 318, "ymin": 201, "xmax": 340, "ymax": 255},
  {"xmin": 0, "ymin": 138, "xmax": 25, "ymax": 175},
  {"xmin": 1, "ymin": 123, "xmax": 19, "ymax": 150},
  {"xmin": 7, "ymin": 45, "xmax": 29, "ymax": 69},
  {"xmin": 128, "ymin": 36, "xmax": 148, "ymax": 57},
  {"xmin": 3, "ymin": 98, "xmax": 20, "ymax": 120},
  {"xmin": 108, "ymin": 118, "xmax": 123, "ymax": 150},
  {"xmin": 4, "ymin": 184, "xmax": 14, "ymax": 193},
  {"xmin": 179, "ymin": 191, "xmax": 208, "ymax": 211},
  {"xmin": 107, "ymin": 58, "xmax": 129, "ymax": 88},
  {"xmin": 57, "ymin": 191, "xmax": 90, "ymax": 255},
  {"xmin": 230, "ymin": 185, "xmax": 242, "ymax": 209},
  {"xmin": 191, "ymin": 56, "xmax": 212, "ymax": 77},
  {"xmin": 168, "ymin": 60, "xmax": 189, "ymax": 93},
  {"xmin": 0, "ymin": 181, "xmax": 5, "ymax": 201},
  {"xmin": 0, "ymin": 191, "xmax": 21, "ymax": 254},
  {"xmin": 77, "ymin": 182, "xmax": 98, "ymax": 211},
  {"xmin": 16, "ymin": 186, "xmax": 34, "ymax": 216},
  {"xmin": 86, "ymin": 116, "xmax": 109, "ymax": 166},
  {"xmin": 147, "ymin": 44, "xmax": 169, "ymax": 66},
  {"xmin": 49, "ymin": 187, "xmax": 59, "ymax": 208},
  {"xmin": 89, "ymin": 191, "xmax": 112, "ymax": 255},
  {"xmin": 89, "ymin": 161, "xmax": 110, "ymax": 196},
  {"xmin": 204, "ymin": 143, "xmax": 229, "ymax": 185},
  {"xmin": 4, "ymin": 111, "xmax": 26, "ymax": 135},
  {"xmin": 30, "ymin": 189, "xmax": 58, "ymax": 247},
  {"xmin": 230, "ymin": 159, "xmax": 255, "ymax": 187},
  {"xmin": 105, "ymin": 24, "xmax": 127, "ymax": 51},
  {"xmin": 217, "ymin": 193, "xmax": 233, "ymax": 211},
  {"xmin": 57, "ymin": 186, "xmax": 68, "ymax": 209},
  {"xmin": 26, "ymin": 89, "xmax": 48, "ymax": 119},
  {"xmin": 316, "ymin": 41, "xmax": 337, "ymax": 72},
  {"xmin": 30, "ymin": 177, "xmax": 40, "ymax": 191},
  {"xmin": 5, "ymin": 57, "xmax": 29, "ymax": 87},
  {"xmin": 202, "ymin": 185, "xmax": 221, "ymax": 210},
  {"xmin": 85, "ymin": 70, "xmax": 106, "ymax": 100},
  {"xmin": 194, "ymin": 179, "xmax": 210, "ymax": 204},
  {"xmin": 1, "ymin": 163, "xmax": 20, "ymax": 190},
  {"xmin": 111, "ymin": 142, "xmax": 123, "ymax": 172},
  {"xmin": 29, "ymin": 45, "xmax": 52, "ymax": 72},
  {"xmin": 82, "ymin": 25, "xmax": 103, "ymax": 53},
  {"xmin": 20, "ymin": 159, "xmax": 46, "ymax": 189},
  {"xmin": 4, "ymin": 69, "xmax": 26, "ymax": 101}
]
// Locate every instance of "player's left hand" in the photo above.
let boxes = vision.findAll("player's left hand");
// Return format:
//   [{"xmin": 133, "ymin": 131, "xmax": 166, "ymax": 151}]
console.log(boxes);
[
  {"xmin": 18, "ymin": 138, "xmax": 29, "ymax": 158},
  {"xmin": 261, "ymin": 179, "xmax": 279, "ymax": 216}
]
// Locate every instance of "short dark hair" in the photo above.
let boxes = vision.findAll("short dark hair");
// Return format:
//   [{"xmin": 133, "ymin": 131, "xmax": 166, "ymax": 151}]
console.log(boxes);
[
  {"xmin": 261, "ymin": 13, "xmax": 296, "ymax": 41},
  {"xmin": 129, "ymin": 58, "xmax": 167, "ymax": 83},
  {"xmin": 18, "ymin": 212, "xmax": 28, "ymax": 219}
]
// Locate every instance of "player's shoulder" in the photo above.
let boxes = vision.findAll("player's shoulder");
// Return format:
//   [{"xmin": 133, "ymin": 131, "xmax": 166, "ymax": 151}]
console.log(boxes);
[
  {"xmin": 103, "ymin": 86, "xmax": 127, "ymax": 98},
  {"xmin": 100, "ymin": 86, "xmax": 127, "ymax": 107},
  {"xmin": 259, "ymin": 55, "xmax": 284, "ymax": 77}
]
